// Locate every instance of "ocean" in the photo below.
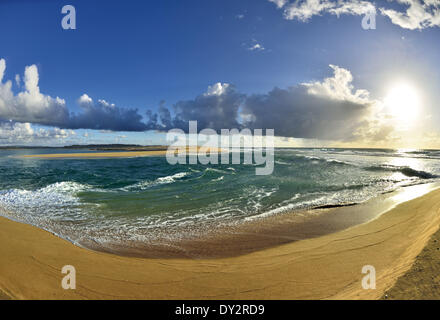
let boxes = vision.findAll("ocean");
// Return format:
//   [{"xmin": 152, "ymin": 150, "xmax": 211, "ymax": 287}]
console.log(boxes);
[{"xmin": 0, "ymin": 148, "xmax": 439, "ymax": 251}]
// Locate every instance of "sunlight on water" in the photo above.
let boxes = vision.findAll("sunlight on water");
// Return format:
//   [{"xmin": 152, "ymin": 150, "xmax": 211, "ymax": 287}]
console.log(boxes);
[
  {"xmin": 390, "ymin": 183, "xmax": 436, "ymax": 204},
  {"xmin": 386, "ymin": 156, "xmax": 424, "ymax": 171}
]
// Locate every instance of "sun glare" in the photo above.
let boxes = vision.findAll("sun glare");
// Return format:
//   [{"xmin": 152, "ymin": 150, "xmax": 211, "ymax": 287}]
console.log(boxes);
[{"xmin": 385, "ymin": 83, "xmax": 421, "ymax": 124}]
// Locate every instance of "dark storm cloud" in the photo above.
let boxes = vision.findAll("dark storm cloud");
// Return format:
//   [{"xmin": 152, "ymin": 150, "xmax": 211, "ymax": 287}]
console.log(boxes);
[{"xmin": 241, "ymin": 85, "xmax": 372, "ymax": 141}]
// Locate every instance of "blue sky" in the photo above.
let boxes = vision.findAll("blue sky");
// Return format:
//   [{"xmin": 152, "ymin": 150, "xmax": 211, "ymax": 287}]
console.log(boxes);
[{"xmin": 1, "ymin": 0, "xmax": 440, "ymax": 148}]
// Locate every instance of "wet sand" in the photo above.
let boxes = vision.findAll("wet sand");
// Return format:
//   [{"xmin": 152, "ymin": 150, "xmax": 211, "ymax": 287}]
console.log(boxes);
[
  {"xmin": 78, "ymin": 183, "xmax": 439, "ymax": 259},
  {"xmin": 1, "ymin": 186, "xmax": 440, "ymax": 299}
]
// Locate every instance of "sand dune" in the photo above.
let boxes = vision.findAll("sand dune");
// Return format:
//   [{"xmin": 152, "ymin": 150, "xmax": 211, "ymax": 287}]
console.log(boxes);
[{"xmin": 1, "ymin": 189, "xmax": 440, "ymax": 300}]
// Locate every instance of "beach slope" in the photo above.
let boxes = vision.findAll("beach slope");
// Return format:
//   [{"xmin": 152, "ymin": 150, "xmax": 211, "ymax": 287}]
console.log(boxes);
[{"xmin": 1, "ymin": 189, "xmax": 440, "ymax": 300}]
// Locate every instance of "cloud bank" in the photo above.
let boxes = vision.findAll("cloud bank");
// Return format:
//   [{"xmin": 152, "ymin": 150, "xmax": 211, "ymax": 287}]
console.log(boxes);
[
  {"xmin": 0, "ymin": 58, "xmax": 391, "ymax": 143},
  {"xmin": 241, "ymin": 65, "xmax": 380, "ymax": 141},
  {"xmin": 268, "ymin": 0, "xmax": 440, "ymax": 30},
  {"xmin": 0, "ymin": 120, "xmax": 74, "ymax": 144},
  {"xmin": 146, "ymin": 65, "xmax": 388, "ymax": 142},
  {"xmin": 0, "ymin": 59, "xmax": 149, "ymax": 132}
]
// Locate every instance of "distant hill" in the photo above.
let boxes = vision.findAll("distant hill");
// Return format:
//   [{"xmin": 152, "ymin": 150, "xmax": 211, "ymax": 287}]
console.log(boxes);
[{"xmin": 0, "ymin": 144, "xmax": 169, "ymax": 151}]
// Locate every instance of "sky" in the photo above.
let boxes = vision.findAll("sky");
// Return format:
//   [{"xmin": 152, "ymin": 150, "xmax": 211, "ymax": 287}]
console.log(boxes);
[{"xmin": 0, "ymin": 0, "xmax": 440, "ymax": 148}]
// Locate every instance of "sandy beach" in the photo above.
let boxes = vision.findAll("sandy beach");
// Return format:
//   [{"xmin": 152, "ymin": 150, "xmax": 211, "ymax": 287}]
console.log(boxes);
[
  {"xmin": 21, "ymin": 147, "xmax": 224, "ymax": 159},
  {"xmin": 1, "ymin": 188, "xmax": 440, "ymax": 300},
  {"xmin": 22, "ymin": 150, "xmax": 169, "ymax": 158}
]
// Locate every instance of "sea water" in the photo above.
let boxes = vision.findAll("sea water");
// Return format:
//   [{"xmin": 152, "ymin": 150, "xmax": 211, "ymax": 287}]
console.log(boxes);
[{"xmin": 0, "ymin": 148, "xmax": 439, "ymax": 248}]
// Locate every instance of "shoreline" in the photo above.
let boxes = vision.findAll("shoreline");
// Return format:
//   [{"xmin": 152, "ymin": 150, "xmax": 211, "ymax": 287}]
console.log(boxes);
[
  {"xmin": 24, "ymin": 183, "xmax": 439, "ymax": 259},
  {"xmin": 1, "ymin": 187, "xmax": 440, "ymax": 299}
]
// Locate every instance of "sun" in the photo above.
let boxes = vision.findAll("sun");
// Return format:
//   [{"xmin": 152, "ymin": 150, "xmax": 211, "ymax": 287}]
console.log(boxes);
[{"xmin": 385, "ymin": 82, "xmax": 421, "ymax": 124}]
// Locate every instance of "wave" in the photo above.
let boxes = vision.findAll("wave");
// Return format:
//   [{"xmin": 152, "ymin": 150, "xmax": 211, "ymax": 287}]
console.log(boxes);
[
  {"xmin": 122, "ymin": 172, "xmax": 190, "ymax": 191},
  {"xmin": 123, "ymin": 167, "xmax": 236, "ymax": 191},
  {"xmin": 364, "ymin": 165, "xmax": 437, "ymax": 179},
  {"xmin": 322, "ymin": 148, "xmax": 440, "ymax": 160},
  {"xmin": 275, "ymin": 160, "xmax": 290, "ymax": 165},
  {"xmin": 156, "ymin": 172, "xmax": 189, "ymax": 183},
  {"xmin": 301, "ymin": 155, "xmax": 354, "ymax": 166},
  {"xmin": 0, "ymin": 181, "xmax": 88, "ymax": 220},
  {"xmin": 276, "ymin": 153, "xmax": 355, "ymax": 167}
]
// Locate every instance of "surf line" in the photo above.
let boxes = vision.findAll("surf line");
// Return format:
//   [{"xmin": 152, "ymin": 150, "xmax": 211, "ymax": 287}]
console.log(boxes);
[{"xmin": 165, "ymin": 121, "xmax": 274, "ymax": 175}]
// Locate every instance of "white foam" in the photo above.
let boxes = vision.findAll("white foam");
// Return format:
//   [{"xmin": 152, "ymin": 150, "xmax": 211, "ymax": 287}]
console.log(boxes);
[{"xmin": 122, "ymin": 172, "xmax": 190, "ymax": 191}]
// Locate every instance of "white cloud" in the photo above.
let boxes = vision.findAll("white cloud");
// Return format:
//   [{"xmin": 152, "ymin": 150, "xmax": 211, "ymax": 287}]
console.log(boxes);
[
  {"xmin": 0, "ymin": 58, "xmax": 151, "ymax": 132},
  {"xmin": 302, "ymin": 64, "xmax": 371, "ymax": 104},
  {"xmin": 236, "ymin": 14, "xmax": 245, "ymax": 19},
  {"xmin": 78, "ymin": 93, "xmax": 93, "ymax": 105},
  {"xmin": 268, "ymin": 0, "xmax": 289, "ymax": 9},
  {"xmin": 0, "ymin": 121, "xmax": 74, "ymax": 145},
  {"xmin": 248, "ymin": 43, "xmax": 265, "ymax": 51},
  {"xmin": 268, "ymin": 0, "xmax": 440, "ymax": 30},
  {"xmin": 204, "ymin": 83, "xmax": 231, "ymax": 96},
  {"xmin": 380, "ymin": 0, "xmax": 440, "ymax": 30},
  {"xmin": 0, "ymin": 59, "xmax": 5, "ymax": 82},
  {"xmin": 329, "ymin": 0, "xmax": 376, "ymax": 16},
  {"xmin": 0, "ymin": 59, "xmax": 69, "ymax": 127},
  {"xmin": 273, "ymin": 0, "xmax": 374, "ymax": 22}
]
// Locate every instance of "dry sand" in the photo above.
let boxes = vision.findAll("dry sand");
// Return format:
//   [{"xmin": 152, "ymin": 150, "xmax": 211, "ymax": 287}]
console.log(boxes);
[
  {"xmin": 1, "ymin": 189, "xmax": 440, "ymax": 300},
  {"xmin": 21, "ymin": 147, "xmax": 224, "ymax": 159},
  {"xmin": 382, "ymin": 226, "xmax": 440, "ymax": 299}
]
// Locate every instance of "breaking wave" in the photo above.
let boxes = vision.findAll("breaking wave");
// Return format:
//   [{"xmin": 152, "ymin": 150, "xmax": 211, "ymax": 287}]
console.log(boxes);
[{"xmin": 365, "ymin": 165, "xmax": 437, "ymax": 179}]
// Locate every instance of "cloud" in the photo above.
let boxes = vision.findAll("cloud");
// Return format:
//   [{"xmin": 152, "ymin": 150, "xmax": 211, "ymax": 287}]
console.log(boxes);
[
  {"xmin": 0, "ymin": 120, "xmax": 74, "ymax": 144},
  {"xmin": 0, "ymin": 60, "xmax": 69, "ymax": 127},
  {"xmin": 144, "ymin": 65, "xmax": 390, "ymax": 143},
  {"xmin": 248, "ymin": 43, "xmax": 265, "ymax": 51},
  {"xmin": 69, "ymin": 94, "xmax": 149, "ymax": 131},
  {"xmin": 154, "ymin": 83, "xmax": 244, "ymax": 132},
  {"xmin": 380, "ymin": 0, "xmax": 440, "ymax": 30},
  {"xmin": 245, "ymin": 39, "xmax": 266, "ymax": 52},
  {"xmin": 0, "ymin": 59, "xmax": 149, "ymax": 132},
  {"xmin": 268, "ymin": 0, "xmax": 440, "ymax": 30},
  {"xmin": 268, "ymin": 0, "xmax": 289, "ymax": 9},
  {"xmin": 302, "ymin": 64, "xmax": 370, "ymax": 104},
  {"xmin": 270, "ymin": 0, "xmax": 374, "ymax": 22},
  {"xmin": 241, "ymin": 65, "xmax": 386, "ymax": 141},
  {"xmin": 1, "ymin": 58, "xmax": 393, "ymax": 144}
]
